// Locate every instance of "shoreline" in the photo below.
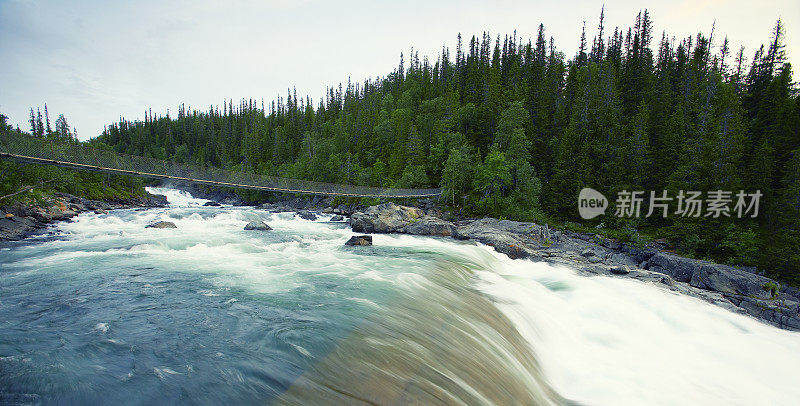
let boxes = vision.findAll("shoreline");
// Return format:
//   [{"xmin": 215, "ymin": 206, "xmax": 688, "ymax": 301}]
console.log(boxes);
[
  {"xmin": 347, "ymin": 203, "xmax": 800, "ymax": 331},
  {"xmin": 3, "ymin": 191, "xmax": 798, "ymax": 332},
  {"xmin": 0, "ymin": 192, "xmax": 168, "ymax": 241}
]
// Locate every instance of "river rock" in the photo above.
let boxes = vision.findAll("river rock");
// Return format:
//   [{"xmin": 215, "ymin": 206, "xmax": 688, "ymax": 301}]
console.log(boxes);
[
  {"xmin": 345, "ymin": 235, "xmax": 372, "ymax": 246},
  {"xmin": 146, "ymin": 221, "xmax": 177, "ymax": 229},
  {"xmin": 203, "ymin": 201, "xmax": 221, "ymax": 207},
  {"xmin": 350, "ymin": 203, "xmax": 425, "ymax": 233},
  {"xmin": 330, "ymin": 215, "xmax": 344, "ymax": 222},
  {"xmin": 453, "ymin": 218, "xmax": 534, "ymax": 259},
  {"xmin": 297, "ymin": 211, "xmax": 318, "ymax": 221},
  {"xmin": 401, "ymin": 216, "xmax": 456, "ymax": 237},
  {"xmin": 0, "ymin": 217, "xmax": 38, "ymax": 240},
  {"xmin": 609, "ymin": 265, "xmax": 631, "ymax": 275},
  {"xmin": 646, "ymin": 252, "xmax": 777, "ymax": 300},
  {"xmin": 244, "ymin": 220, "xmax": 271, "ymax": 231}
]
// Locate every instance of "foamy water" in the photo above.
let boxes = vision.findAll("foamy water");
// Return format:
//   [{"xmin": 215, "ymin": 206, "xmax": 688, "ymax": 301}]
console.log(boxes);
[{"xmin": 0, "ymin": 188, "xmax": 797, "ymax": 405}]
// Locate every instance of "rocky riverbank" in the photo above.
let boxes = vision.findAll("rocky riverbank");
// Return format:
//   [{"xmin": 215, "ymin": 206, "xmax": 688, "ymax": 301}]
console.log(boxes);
[
  {"xmin": 5, "ymin": 187, "xmax": 798, "ymax": 331},
  {"xmin": 0, "ymin": 192, "xmax": 168, "ymax": 241},
  {"xmin": 348, "ymin": 202, "xmax": 800, "ymax": 331}
]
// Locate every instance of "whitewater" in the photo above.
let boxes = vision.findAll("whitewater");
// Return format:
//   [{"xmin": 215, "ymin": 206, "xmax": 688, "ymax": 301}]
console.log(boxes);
[{"xmin": 0, "ymin": 187, "xmax": 798, "ymax": 405}]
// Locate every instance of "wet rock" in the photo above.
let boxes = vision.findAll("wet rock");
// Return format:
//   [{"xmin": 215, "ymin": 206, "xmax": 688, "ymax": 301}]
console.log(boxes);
[
  {"xmin": 146, "ymin": 221, "xmax": 177, "ymax": 229},
  {"xmin": 0, "ymin": 217, "xmax": 38, "ymax": 240},
  {"xmin": 83, "ymin": 200, "xmax": 111, "ymax": 211},
  {"xmin": 345, "ymin": 235, "xmax": 372, "ymax": 246},
  {"xmin": 203, "ymin": 201, "xmax": 221, "ymax": 207},
  {"xmin": 60, "ymin": 210, "xmax": 78, "ymax": 220},
  {"xmin": 609, "ymin": 265, "xmax": 631, "ymax": 275},
  {"xmin": 343, "ymin": 203, "xmax": 800, "ymax": 330},
  {"xmin": 401, "ymin": 216, "xmax": 456, "ymax": 237},
  {"xmin": 244, "ymin": 221, "xmax": 271, "ymax": 231},
  {"xmin": 297, "ymin": 211, "xmax": 318, "ymax": 221},
  {"xmin": 334, "ymin": 204, "xmax": 360, "ymax": 216},
  {"xmin": 31, "ymin": 209, "xmax": 53, "ymax": 223},
  {"xmin": 453, "ymin": 219, "xmax": 534, "ymax": 259},
  {"xmin": 647, "ymin": 252, "xmax": 779, "ymax": 300},
  {"xmin": 220, "ymin": 196, "xmax": 244, "ymax": 206},
  {"xmin": 330, "ymin": 215, "xmax": 344, "ymax": 222},
  {"xmin": 646, "ymin": 252, "xmax": 698, "ymax": 283},
  {"xmin": 350, "ymin": 203, "xmax": 425, "ymax": 233}
]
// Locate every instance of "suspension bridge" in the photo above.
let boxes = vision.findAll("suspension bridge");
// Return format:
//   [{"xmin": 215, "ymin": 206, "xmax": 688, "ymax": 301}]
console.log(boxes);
[{"xmin": 0, "ymin": 132, "xmax": 441, "ymax": 198}]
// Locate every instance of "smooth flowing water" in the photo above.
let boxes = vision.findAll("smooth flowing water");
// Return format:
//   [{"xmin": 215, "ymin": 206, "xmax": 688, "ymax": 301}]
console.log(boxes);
[{"xmin": 1, "ymin": 188, "xmax": 799, "ymax": 405}]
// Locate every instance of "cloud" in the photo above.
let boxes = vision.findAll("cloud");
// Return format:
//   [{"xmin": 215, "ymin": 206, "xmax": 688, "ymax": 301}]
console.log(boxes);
[{"xmin": 1, "ymin": 0, "xmax": 797, "ymax": 139}]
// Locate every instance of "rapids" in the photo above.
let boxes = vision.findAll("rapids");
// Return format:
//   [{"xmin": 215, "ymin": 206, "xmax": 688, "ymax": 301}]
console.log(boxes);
[{"xmin": 0, "ymin": 187, "xmax": 798, "ymax": 405}]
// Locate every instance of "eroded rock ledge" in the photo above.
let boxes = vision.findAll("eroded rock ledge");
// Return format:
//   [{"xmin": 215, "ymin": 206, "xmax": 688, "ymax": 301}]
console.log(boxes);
[
  {"xmin": 0, "ymin": 192, "xmax": 168, "ymax": 241},
  {"xmin": 349, "ymin": 203, "xmax": 800, "ymax": 331}
]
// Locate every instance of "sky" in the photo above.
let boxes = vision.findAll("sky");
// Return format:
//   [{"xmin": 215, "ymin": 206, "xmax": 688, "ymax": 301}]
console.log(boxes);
[{"xmin": 1, "ymin": 0, "xmax": 797, "ymax": 140}]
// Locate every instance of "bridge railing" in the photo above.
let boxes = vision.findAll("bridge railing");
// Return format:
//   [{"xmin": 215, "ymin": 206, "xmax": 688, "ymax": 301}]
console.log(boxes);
[{"xmin": 0, "ymin": 132, "xmax": 441, "ymax": 198}]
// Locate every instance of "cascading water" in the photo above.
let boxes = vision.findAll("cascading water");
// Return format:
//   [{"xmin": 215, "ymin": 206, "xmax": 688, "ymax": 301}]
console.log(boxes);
[{"xmin": 1, "ymin": 187, "xmax": 798, "ymax": 405}]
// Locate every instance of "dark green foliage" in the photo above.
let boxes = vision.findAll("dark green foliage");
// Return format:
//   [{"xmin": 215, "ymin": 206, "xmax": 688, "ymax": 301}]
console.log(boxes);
[
  {"xmin": 85, "ymin": 14, "xmax": 798, "ymax": 282},
  {"xmin": 1, "ymin": 111, "xmax": 147, "ymax": 204}
]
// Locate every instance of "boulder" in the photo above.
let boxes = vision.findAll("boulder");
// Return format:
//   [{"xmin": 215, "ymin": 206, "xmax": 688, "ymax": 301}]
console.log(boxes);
[
  {"xmin": 334, "ymin": 204, "xmax": 359, "ymax": 216},
  {"xmin": 330, "ymin": 215, "xmax": 344, "ymax": 222},
  {"xmin": 203, "ymin": 201, "xmax": 221, "ymax": 207},
  {"xmin": 297, "ymin": 211, "xmax": 318, "ymax": 221},
  {"xmin": 350, "ymin": 203, "xmax": 425, "ymax": 233},
  {"xmin": 244, "ymin": 221, "xmax": 271, "ymax": 231},
  {"xmin": 0, "ymin": 217, "xmax": 37, "ymax": 240},
  {"xmin": 690, "ymin": 264, "xmax": 778, "ymax": 300},
  {"xmin": 647, "ymin": 252, "xmax": 779, "ymax": 299},
  {"xmin": 146, "ymin": 221, "xmax": 177, "ymax": 229},
  {"xmin": 143, "ymin": 194, "xmax": 168, "ymax": 207},
  {"xmin": 53, "ymin": 210, "xmax": 78, "ymax": 220},
  {"xmin": 31, "ymin": 209, "xmax": 53, "ymax": 223},
  {"xmin": 453, "ymin": 219, "xmax": 534, "ymax": 259},
  {"xmin": 345, "ymin": 235, "xmax": 372, "ymax": 246},
  {"xmin": 401, "ymin": 216, "xmax": 456, "ymax": 237},
  {"xmin": 609, "ymin": 265, "xmax": 631, "ymax": 275},
  {"xmin": 646, "ymin": 252, "xmax": 698, "ymax": 283}
]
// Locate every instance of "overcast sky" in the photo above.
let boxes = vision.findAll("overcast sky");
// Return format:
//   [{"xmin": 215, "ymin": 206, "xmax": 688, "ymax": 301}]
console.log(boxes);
[{"xmin": 1, "ymin": 0, "xmax": 797, "ymax": 140}]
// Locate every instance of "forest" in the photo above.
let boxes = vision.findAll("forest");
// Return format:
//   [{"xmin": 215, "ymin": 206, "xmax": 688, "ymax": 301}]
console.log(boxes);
[
  {"xmin": 17, "ymin": 10, "xmax": 800, "ymax": 283},
  {"xmin": 0, "ymin": 110, "xmax": 146, "ymax": 203}
]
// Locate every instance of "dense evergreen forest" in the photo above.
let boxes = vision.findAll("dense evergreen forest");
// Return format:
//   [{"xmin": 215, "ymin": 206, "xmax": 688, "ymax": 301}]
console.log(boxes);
[
  {"xmin": 90, "ymin": 11, "xmax": 798, "ymax": 282},
  {"xmin": 0, "ymin": 111, "xmax": 146, "ymax": 203}
]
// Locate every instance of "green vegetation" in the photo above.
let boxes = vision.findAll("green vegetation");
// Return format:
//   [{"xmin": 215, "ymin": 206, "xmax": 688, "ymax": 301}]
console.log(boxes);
[
  {"xmin": 763, "ymin": 282, "xmax": 780, "ymax": 299},
  {"xmin": 10, "ymin": 10, "xmax": 794, "ymax": 283},
  {"xmin": 0, "ymin": 112, "xmax": 147, "ymax": 205}
]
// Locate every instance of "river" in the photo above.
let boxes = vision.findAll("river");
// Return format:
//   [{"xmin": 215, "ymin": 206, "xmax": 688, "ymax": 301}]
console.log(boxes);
[{"xmin": 1, "ymin": 187, "xmax": 799, "ymax": 405}]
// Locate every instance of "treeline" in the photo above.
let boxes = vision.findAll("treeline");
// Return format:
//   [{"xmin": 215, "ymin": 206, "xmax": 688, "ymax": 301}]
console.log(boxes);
[
  {"xmin": 0, "ymin": 112, "xmax": 145, "ymax": 202},
  {"xmin": 95, "ymin": 10, "xmax": 799, "ymax": 283}
]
